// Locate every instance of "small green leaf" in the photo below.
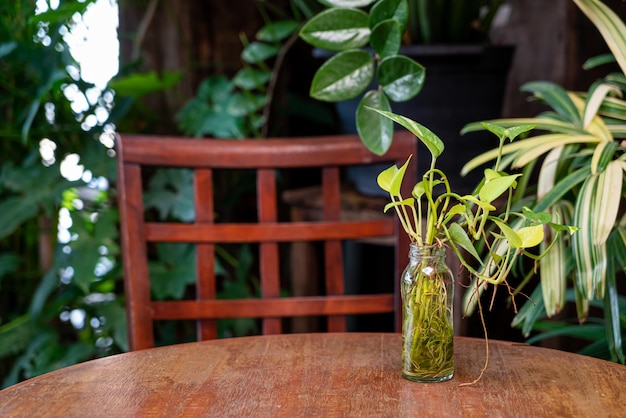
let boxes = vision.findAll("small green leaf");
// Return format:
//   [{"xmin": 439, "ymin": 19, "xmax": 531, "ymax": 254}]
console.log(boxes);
[
  {"xmin": 256, "ymin": 20, "xmax": 299, "ymax": 42},
  {"xmin": 492, "ymin": 218, "xmax": 523, "ymax": 249},
  {"xmin": 377, "ymin": 165, "xmax": 397, "ymax": 193},
  {"xmin": 389, "ymin": 156, "xmax": 412, "ymax": 195},
  {"xmin": 448, "ymin": 223, "xmax": 482, "ymax": 262},
  {"xmin": 522, "ymin": 207, "xmax": 553, "ymax": 225},
  {"xmin": 517, "ymin": 225, "xmax": 544, "ymax": 248},
  {"xmin": 232, "ymin": 68, "xmax": 271, "ymax": 90},
  {"xmin": 478, "ymin": 174, "xmax": 521, "ymax": 203},
  {"xmin": 383, "ymin": 197, "xmax": 414, "ymax": 213},
  {"xmin": 241, "ymin": 42, "xmax": 279, "ymax": 64}
]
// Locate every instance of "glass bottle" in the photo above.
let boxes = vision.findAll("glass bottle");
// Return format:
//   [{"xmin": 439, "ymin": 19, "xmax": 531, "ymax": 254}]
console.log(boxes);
[{"xmin": 401, "ymin": 243, "xmax": 454, "ymax": 382}]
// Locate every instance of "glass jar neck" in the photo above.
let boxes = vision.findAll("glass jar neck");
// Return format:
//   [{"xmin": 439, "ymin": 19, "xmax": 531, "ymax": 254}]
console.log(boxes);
[{"xmin": 408, "ymin": 243, "xmax": 446, "ymax": 263}]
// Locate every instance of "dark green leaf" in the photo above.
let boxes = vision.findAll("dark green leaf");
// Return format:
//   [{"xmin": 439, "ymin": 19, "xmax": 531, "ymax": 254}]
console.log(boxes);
[
  {"xmin": 144, "ymin": 169, "xmax": 195, "ymax": 222},
  {"xmin": 256, "ymin": 20, "xmax": 299, "ymax": 42},
  {"xmin": 232, "ymin": 68, "xmax": 272, "ymax": 90},
  {"xmin": 310, "ymin": 49, "xmax": 374, "ymax": 102},
  {"xmin": 149, "ymin": 244, "xmax": 197, "ymax": 300},
  {"xmin": 521, "ymin": 81, "xmax": 583, "ymax": 128},
  {"xmin": 241, "ymin": 42, "xmax": 279, "ymax": 64},
  {"xmin": 299, "ymin": 8, "xmax": 370, "ymax": 51},
  {"xmin": 227, "ymin": 93, "xmax": 267, "ymax": 117},
  {"xmin": 356, "ymin": 90, "xmax": 393, "ymax": 155},
  {"xmin": 109, "ymin": 71, "xmax": 182, "ymax": 99},
  {"xmin": 369, "ymin": 0, "xmax": 409, "ymax": 31},
  {"xmin": 377, "ymin": 55, "xmax": 425, "ymax": 102},
  {"xmin": 370, "ymin": 19, "xmax": 402, "ymax": 58}
]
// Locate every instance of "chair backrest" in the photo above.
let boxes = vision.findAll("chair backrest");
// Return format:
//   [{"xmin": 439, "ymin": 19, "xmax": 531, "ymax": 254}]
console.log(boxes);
[{"xmin": 117, "ymin": 132, "xmax": 417, "ymax": 350}]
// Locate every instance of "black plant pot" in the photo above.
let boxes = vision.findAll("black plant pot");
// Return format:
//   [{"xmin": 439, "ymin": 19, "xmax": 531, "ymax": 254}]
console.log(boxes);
[{"xmin": 317, "ymin": 44, "xmax": 515, "ymax": 196}]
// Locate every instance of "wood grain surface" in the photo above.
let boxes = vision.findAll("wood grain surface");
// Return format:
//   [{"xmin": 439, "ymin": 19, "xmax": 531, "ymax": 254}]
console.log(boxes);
[{"xmin": 0, "ymin": 333, "xmax": 624, "ymax": 417}]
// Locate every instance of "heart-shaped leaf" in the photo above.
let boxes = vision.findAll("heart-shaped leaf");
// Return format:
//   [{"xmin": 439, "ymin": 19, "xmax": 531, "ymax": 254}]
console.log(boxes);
[
  {"xmin": 478, "ymin": 173, "xmax": 521, "ymax": 203},
  {"xmin": 517, "ymin": 225, "xmax": 544, "ymax": 248}
]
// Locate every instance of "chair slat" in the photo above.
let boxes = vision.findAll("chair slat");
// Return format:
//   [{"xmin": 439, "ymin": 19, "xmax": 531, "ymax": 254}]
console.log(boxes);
[
  {"xmin": 144, "ymin": 221, "xmax": 394, "ymax": 243},
  {"xmin": 152, "ymin": 295, "xmax": 395, "ymax": 319},
  {"xmin": 257, "ymin": 168, "xmax": 282, "ymax": 334},
  {"xmin": 194, "ymin": 168, "xmax": 217, "ymax": 340}
]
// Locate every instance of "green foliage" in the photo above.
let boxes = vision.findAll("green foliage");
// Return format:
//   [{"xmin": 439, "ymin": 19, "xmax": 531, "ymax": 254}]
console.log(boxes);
[
  {"xmin": 299, "ymin": 0, "xmax": 426, "ymax": 155},
  {"xmin": 462, "ymin": 0, "xmax": 626, "ymax": 363},
  {"xmin": 0, "ymin": 0, "xmax": 129, "ymax": 388},
  {"xmin": 177, "ymin": 0, "xmax": 321, "ymax": 139},
  {"xmin": 375, "ymin": 114, "xmax": 572, "ymax": 295}
]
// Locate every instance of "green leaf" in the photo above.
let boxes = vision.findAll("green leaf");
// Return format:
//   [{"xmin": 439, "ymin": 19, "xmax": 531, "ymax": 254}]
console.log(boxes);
[
  {"xmin": 478, "ymin": 173, "xmax": 521, "ymax": 203},
  {"xmin": 592, "ymin": 160, "xmax": 622, "ymax": 245},
  {"xmin": 310, "ymin": 49, "xmax": 374, "ymax": 101},
  {"xmin": 355, "ymin": 90, "xmax": 393, "ymax": 155},
  {"xmin": 604, "ymin": 257, "xmax": 624, "ymax": 363},
  {"xmin": 516, "ymin": 225, "xmax": 544, "ymax": 248},
  {"xmin": 144, "ymin": 169, "xmax": 195, "ymax": 222},
  {"xmin": 491, "ymin": 218, "xmax": 523, "ymax": 249},
  {"xmin": 377, "ymin": 164, "xmax": 398, "ymax": 193},
  {"xmin": 390, "ymin": 156, "xmax": 412, "ymax": 195},
  {"xmin": 572, "ymin": 174, "xmax": 607, "ymax": 300},
  {"xmin": 299, "ymin": 8, "xmax": 370, "ymax": 51},
  {"xmin": 383, "ymin": 197, "xmax": 414, "ymax": 213},
  {"xmin": 256, "ymin": 20, "xmax": 299, "ymax": 42},
  {"xmin": 377, "ymin": 55, "xmax": 425, "ymax": 102},
  {"xmin": 370, "ymin": 19, "xmax": 402, "ymax": 58},
  {"xmin": 369, "ymin": 0, "xmax": 409, "ymax": 31},
  {"xmin": 108, "ymin": 71, "xmax": 181, "ymax": 99},
  {"xmin": 241, "ymin": 42, "xmax": 279, "ymax": 64},
  {"xmin": 232, "ymin": 68, "xmax": 272, "ymax": 90},
  {"xmin": 149, "ymin": 244, "xmax": 197, "ymax": 300},
  {"xmin": 540, "ymin": 204, "xmax": 571, "ymax": 317},
  {"xmin": 521, "ymin": 81, "xmax": 582, "ymax": 127},
  {"xmin": 448, "ymin": 223, "xmax": 482, "ymax": 262},
  {"xmin": 573, "ymin": 0, "xmax": 626, "ymax": 75},
  {"xmin": 365, "ymin": 108, "xmax": 444, "ymax": 159},
  {"xmin": 227, "ymin": 93, "xmax": 267, "ymax": 117}
]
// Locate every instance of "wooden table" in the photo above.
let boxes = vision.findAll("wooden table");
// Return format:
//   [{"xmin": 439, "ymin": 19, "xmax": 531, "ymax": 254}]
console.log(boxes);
[{"xmin": 0, "ymin": 333, "xmax": 624, "ymax": 417}]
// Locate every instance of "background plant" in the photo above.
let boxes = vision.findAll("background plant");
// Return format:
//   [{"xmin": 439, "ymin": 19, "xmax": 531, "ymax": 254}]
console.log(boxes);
[
  {"xmin": 298, "ymin": 0, "xmax": 426, "ymax": 155},
  {"xmin": 405, "ymin": 0, "xmax": 503, "ymax": 45},
  {"xmin": 461, "ymin": 0, "xmax": 625, "ymax": 363}
]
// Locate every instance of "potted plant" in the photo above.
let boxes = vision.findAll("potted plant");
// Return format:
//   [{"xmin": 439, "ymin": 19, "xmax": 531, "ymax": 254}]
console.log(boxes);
[
  {"xmin": 368, "ymin": 109, "xmax": 575, "ymax": 382},
  {"xmin": 461, "ymin": 0, "xmax": 625, "ymax": 363},
  {"xmin": 299, "ymin": 0, "xmax": 513, "ymax": 194}
]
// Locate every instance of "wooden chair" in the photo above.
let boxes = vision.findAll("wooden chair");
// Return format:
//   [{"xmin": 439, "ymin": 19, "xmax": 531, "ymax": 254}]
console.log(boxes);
[{"xmin": 116, "ymin": 131, "xmax": 416, "ymax": 350}]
